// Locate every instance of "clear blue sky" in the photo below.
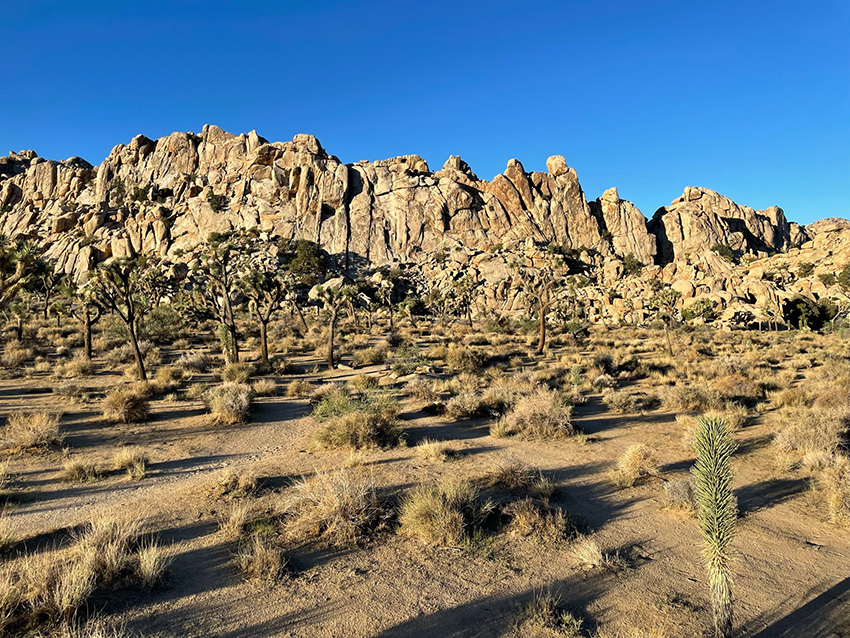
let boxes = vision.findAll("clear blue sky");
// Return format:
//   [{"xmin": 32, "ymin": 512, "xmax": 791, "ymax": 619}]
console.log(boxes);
[{"xmin": 2, "ymin": 0, "xmax": 847, "ymax": 224}]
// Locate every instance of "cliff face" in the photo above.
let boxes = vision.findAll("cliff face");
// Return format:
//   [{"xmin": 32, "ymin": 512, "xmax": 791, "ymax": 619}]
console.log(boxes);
[{"xmin": 1, "ymin": 124, "xmax": 837, "ymax": 326}]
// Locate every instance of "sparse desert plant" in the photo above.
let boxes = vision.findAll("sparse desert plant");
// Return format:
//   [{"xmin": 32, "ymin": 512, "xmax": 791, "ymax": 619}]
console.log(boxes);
[
  {"xmin": 235, "ymin": 533, "xmax": 286, "ymax": 583},
  {"xmin": 62, "ymin": 460, "xmax": 102, "ymax": 483},
  {"xmin": 415, "ymin": 438, "xmax": 453, "ymax": 462},
  {"xmin": 662, "ymin": 385, "xmax": 723, "ymax": 412},
  {"xmin": 518, "ymin": 590, "xmax": 583, "ymax": 638},
  {"xmin": 484, "ymin": 458, "xmax": 536, "ymax": 490},
  {"xmin": 212, "ymin": 467, "xmax": 259, "ymax": 499},
  {"xmin": 112, "ymin": 448, "xmax": 149, "ymax": 480},
  {"xmin": 102, "ymin": 387, "xmax": 150, "ymax": 423},
  {"xmin": 1, "ymin": 412, "xmax": 62, "ymax": 451},
  {"xmin": 185, "ymin": 383, "xmax": 206, "ymax": 400},
  {"xmin": 176, "ymin": 350, "xmax": 210, "ymax": 373},
  {"xmin": 219, "ymin": 502, "xmax": 254, "ymax": 539},
  {"xmin": 404, "ymin": 377, "xmax": 439, "ymax": 402},
  {"xmin": 504, "ymin": 498, "xmax": 572, "ymax": 542},
  {"xmin": 135, "ymin": 540, "xmax": 172, "ymax": 588},
  {"xmin": 56, "ymin": 354, "xmax": 95, "ymax": 378},
  {"xmin": 692, "ymin": 416, "xmax": 736, "ymax": 638},
  {"xmin": 153, "ymin": 366, "xmax": 184, "ymax": 392},
  {"xmin": 820, "ymin": 455, "xmax": 850, "ymax": 525},
  {"xmin": 284, "ymin": 468, "xmax": 382, "ymax": 546},
  {"xmin": 0, "ymin": 509, "xmax": 15, "ymax": 553},
  {"xmin": 444, "ymin": 391, "xmax": 485, "ymax": 420},
  {"xmin": 663, "ymin": 476, "xmax": 698, "ymax": 513},
  {"xmin": 500, "ymin": 388, "xmax": 575, "ymax": 439},
  {"xmin": 603, "ymin": 389, "xmax": 637, "ymax": 413},
  {"xmin": 773, "ymin": 405, "xmax": 850, "ymax": 459},
  {"xmin": 609, "ymin": 444, "xmax": 660, "ymax": 489},
  {"xmin": 222, "ymin": 362, "xmax": 254, "ymax": 384},
  {"xmin": 285, "ymin": 378, "xmax": 312, "ymax": 398},
  {"xmin": 313, "ymin": 409, "xmax": 401, "ymax": 449},
  {"xmin": 205, "ymin": 383, "xmax": 253, "ymax": 424},
  {"xmin": 445, "ymin": 343, "xmax": 485, "ymax": 372},
  {"xmin": 398, "ymin": 478, "xmax": 486, "ymax": 546},
  {"xmin": 352, "ymin": 344, "xmax": 388, "ymax": 367},
  {"xmin": 347, "ymin": 373, "xmax": 378, "ymax": 392},
  {"xmin": 251, "ymin": 377, "xmax": 277, "ymax": 397}
]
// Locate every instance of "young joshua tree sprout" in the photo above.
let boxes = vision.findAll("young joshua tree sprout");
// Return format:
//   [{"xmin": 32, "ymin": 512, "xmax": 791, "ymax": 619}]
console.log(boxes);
[{"xmin": 691, "ymin": 415, "xmax": 737, "ymax": 638}]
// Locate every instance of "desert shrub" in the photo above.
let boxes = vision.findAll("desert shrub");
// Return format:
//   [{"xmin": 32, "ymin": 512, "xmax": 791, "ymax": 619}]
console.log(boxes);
[
  {"xmin": 773, "ymin": 405, "xmax": 850, "ymax": 458},
  {"xmin": 53, "ymin": 382, "xmax": 87, "ymax": 403},
  {"xmin": 176, "ymin": 350, "xmax": 210, "ymax": 373},
  {"xmin": 211, "ymin": 467, "xmax": 259, "ymax": 499},
  {"xmin": 62, "ymin": 460, "xmax": 102, "ymax": 483},
  {"xmin": 284, "ymin": 468, "xmax": 383, "ymax": 546},
  {"xmin": 102, "ymin": 388, "xmax": 150, "ymax": 423},
  {"xmin": 1, "ymin": 344, "xmax": 33, "ymax": 370},
  {"xmin": 222, "ymin": 362, "xmax": 254, "ymax": 384},
  {"xmin": 205, "ymin": 383, "xmax": 253, "ymax": 424},
  {"xmin": 135, "ymin": 541, "xmax": 172, "ymax": 589},
  {"xmin": 313, "ymin": 409, "xmax": 401, "ymax": 449},
  {"xmin": 185, "ymin": 383, "xmax": 206, "ymax": 400},
  {"xmin": 347, "ymin": 374, "xmax": 378, "ymax": 393},
  {"xmin": 445, "ymin": 343, "xmax": 485, "ymax": 372},
  {"xmin": 820, "ymin": 456, "xmax": 850, "ymax": 525},
  {"xmin": 592, "ymin": 373, "xmax": 616, "ymax": 389},
  {"xmin": 570, "ymin": 535, "xmax": 617, "ymax": 569},
  {"xmin": 285, "ymin": 379, "xmax": 311, "ymax": 398},
  {"xmin": 1, "ymin": 412, "xmax": 62, "ymax": 451},
  {"xmin": 235, "ymin": 533, "xmax": 286, "ymax": 583},
  {"xmin": 663, "ymin": 476, "xmax": 698, "ymax": 512},
  {"xmin": 662, "ymin": 385, "xmax": 723, "ymax": 412},
  {"xmin": 504, "ymin": 498, "xmax": 573, "ymax": 542},
  {"xmin": 415, "ymin": 438, "xmax": 454, "ymax": 462},
  {"xmin": 251, "ymin": 378, "xmax": 277, "ymax": 397},
  {"xmin": 391, "ymin": 343, "xmax": 426, "ymax": 376},
  {"xmin": 499, "ymin": 389, "xmax": 576, "ymax": 440},
  {"xmin": 112, "ymin": 448, "xmax": 149, "ymax": 480},
  {"xmin": 352, "ymin": 345, "xmax": 388, "ymax": 367},
  {"xmin": 55, "ymin": 355, "xmax": 95, "ymax": 378},
  {"xmin": 518, "ymin": 590, "xmax": 583, "ymax": 637},
  {"xmin": 484, "ymin": 458, "xmax": 536, "ymax": 490},
  {"xmin": 404, "ymin": 377, "xmax": 439, "ymax": 402},
  {"xmin": 310, "ymin": 386, "xmax": 359, "ymax": 418},
  {"xmin": 609, "ymin": 444, "xmax": 660, "ymax": 489},
  {"xmin": 398, "ymin": 478, "xmax": 487, "ymax": 546},
  {"xmin": 444, "ymin": 391, "xmax": 485, "ymax": 420},
  {"xmin": 603, "ymin": 389, "xmax": 636, "ymax": 413}
]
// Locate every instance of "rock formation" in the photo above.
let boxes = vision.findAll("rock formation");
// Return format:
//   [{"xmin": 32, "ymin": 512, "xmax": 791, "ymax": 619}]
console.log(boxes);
[{"xmin": 1, "ymin": 125, "xmax": 844, "ymax": 327}]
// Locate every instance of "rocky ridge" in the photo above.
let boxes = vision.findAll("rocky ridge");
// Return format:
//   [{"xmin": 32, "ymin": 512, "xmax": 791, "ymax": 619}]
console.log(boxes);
[{"xmin": 0, "ymin": 125, "xmax": 846, "ymax": 325}]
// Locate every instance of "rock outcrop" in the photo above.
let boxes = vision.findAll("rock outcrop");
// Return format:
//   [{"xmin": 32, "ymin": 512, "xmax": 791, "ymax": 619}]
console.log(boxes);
[{"xmin": 1, "ymin": 125, "xmax": 842, "ymax": 328}]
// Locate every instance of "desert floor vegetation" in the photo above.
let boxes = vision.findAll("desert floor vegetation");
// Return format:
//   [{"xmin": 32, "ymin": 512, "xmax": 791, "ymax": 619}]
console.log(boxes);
[{"xmin": 0, "ymin": 308, "xmax": 847, "ymax": 637}]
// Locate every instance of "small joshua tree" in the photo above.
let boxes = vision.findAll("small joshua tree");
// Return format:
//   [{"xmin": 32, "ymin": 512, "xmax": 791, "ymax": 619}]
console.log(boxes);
[
  {"xmin": 692, "ymin": 415, "xmax": 737, "ymax": 638},
  {"xmin": 648, "ymin": 286, "xmax": 681, "ymax": 357},
  {"xmin": 510, "ymin": 247, "xmax": 567, "ymax": 355}
]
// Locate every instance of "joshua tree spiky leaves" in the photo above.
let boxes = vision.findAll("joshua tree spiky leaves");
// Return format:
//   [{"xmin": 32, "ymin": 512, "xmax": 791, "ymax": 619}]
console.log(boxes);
[{"xmin": 692, "ymin": 415, "xmax": 737, "ymax": 638}]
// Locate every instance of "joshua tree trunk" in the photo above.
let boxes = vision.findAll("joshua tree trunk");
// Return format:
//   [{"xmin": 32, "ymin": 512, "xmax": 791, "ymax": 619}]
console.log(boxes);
[
  {"xmin": 259, "ymin": 319, "xmax": 269, "ymax": 363},
  {"xmin": 15, "ymin": 316, "xmax": 22, "ymax": 342},
  {"xmin": 327, "ymin": 306, "xmax": 338, "ymax": 369},
  {"xmin": 128, "ymin": 322, "xmax": 147, "ymax": 381},
  {"xmin": 664, "ymin": 324, "xmax": 674, "ymax": 358},
  {"xmin": 83, "ymin": 316, "xmax": 93, "ymax": 360},
  {"xmin": 536, "ymin": 298, "xmax": 547, "ymax": 355}
]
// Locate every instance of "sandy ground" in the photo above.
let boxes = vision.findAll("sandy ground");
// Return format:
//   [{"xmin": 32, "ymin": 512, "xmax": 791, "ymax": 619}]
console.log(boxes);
[{"xmin": 2, "ymin": 342, "xmax": 849, "ymax": 638}]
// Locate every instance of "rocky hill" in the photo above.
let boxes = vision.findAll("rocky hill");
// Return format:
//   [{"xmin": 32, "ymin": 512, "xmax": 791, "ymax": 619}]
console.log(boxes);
[{"xmin": 0, "ymin": 125, "xmax": 847, "ymax": 326}]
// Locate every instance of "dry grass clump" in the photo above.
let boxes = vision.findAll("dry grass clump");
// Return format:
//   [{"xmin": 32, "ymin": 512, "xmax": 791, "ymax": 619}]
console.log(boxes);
[
  {"xmin": 135, "ymin": 540, "xmax": 172, "ymax": 589},
  {"xmin": 205, "ymin": 383, "xmax": 254, "ymax": 424},
  {"xmin": 285, "ymin": 378, "xmax": 311, "ymax": 397},
  {"xmin": 773, "ymin": 404, "xmax": 850, "ymax": 459},
  {"xmin": 1, "ymin": 412, "xmax": 62, "ymax": 451},
  {"xmin": 497, "ymin": 389, "xmax": 576, "ymax": 440},
  {"xmin": 517, "ymin": 590, "xmax": 583, "ymax": 638},
  {"xmin": 62, "ymin": 460, "xmax": 102, "ymax": 483},
  {"xmin": 176, "ymin": 350, "xmax": 210, "ymax": 373},
  {"xmin": 283, "ymin": 468, "xmax": 383, "ymax": 546},
  {"xmin": 112, "ymin": 448, "xmax": 149, "ymax": 480},
  {"xmin": 347, "ymin": 373, "xmax": 378, "ymax": 392},
  {"xmin": 251, "ymin": 378, "xmax": 277, "ymax": 397},
  {"xmin": 398, "ymin": 478, "xmax": 488, "ymax": 546},
  {"xmin": 609, "ymin": 444, "xmax": 660, "ymax": 489},
  {"xmin": 444, "ymin": 391, "xmax": 486, "ymax": 420},
  {"xmin": 504, "ymin": 498, "xmax": 573, "ymax": 542},
  {"xmin": 820, "ymin": 456, "xmax": 850, "ymax": 525},
  {"xmin": 603, "ymin": 389, "xmax": 637, "ymax": 413},
  {"xmin": 221, "ymin": 362, "xmax": 254, "ymax": 384},
  {"xmin": 211, "ymin": 467, "xmax": 259, "ymax": 499},
  {"xmin": 1, "ymin": 343, "xmax": 34, "ymax": 370},
  {"xmin": 415, "ymin": 438, "xmax": 456, "ymax": 462},
  {"xmin": 352, "ymin": 344, "xmax": 388, "ymax": 367},
  {"xmin": 570, "ymin": 535, "xmax": 624, "ymax": 570},
  {"xmin": 0, "ymin": 514, "xmax": 169, "ymax": 634},
  {"xmin": 445, "ymin": 343, "xmax": 486, "ymax": 372},
  {"xmin": 661, "ymin": 385, "xmax": 723, "ymax": 412},
  {"xmin": 102, "ymin": 387, "xmax": 150, "ymax": 424},
  {"xmin": 404, "ymin": 377, "xmax": 439, "ymax": 402},
  {"xmin": 311, "ymin": 389, "xmax": 401, "ymax": 449},
  {"xmin": 55, "ymin": 355, "xmax": 95, "ymax": 379},
  {"xmin": 484, "ymin": 458, "xmax": 536, "ymax": 490},
  {"xmin": 55, "ymin": 618, "xmax": 134, "ymax": 638},
  {"xmin": 235, "ymin": 533, "xmax": 287, "ymax": 583},
  {"xmin": 0, "ymin": 509, "xmax": 15, "ymax": 553}
]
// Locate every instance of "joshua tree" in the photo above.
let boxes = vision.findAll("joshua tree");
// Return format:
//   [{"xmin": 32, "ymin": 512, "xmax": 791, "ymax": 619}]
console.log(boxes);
[
  {"xmin": 449, "ymin": 271, "xmax": 479, "ymax": 328},
  {"xmin": 30, "ymin": 259, "xmax": 66, "ymax": 321},
  {"xmin": 692, "ymin": 415, "xmax": 737, "ymax": 638},
  {"xmin": 88, "ymin": 256, "xmax": 153, "ymax": 380},
  {"xmin": 0, "ymin": 236, "xmax": 40, "ymax": 310},
  {"xmin": 309, "ymin": 279, "xmax": 356, "ymax": 369},
  {"xmin": 648, "ymin": 287, "xmax": 682, "ymax": 357},
  {"xmin": 510, "ymin": 247, "xmax": 567, "ymax": 355},
  {"xmin": 62, "ymin": 279, "xmax": 103, "ymax": 360}
]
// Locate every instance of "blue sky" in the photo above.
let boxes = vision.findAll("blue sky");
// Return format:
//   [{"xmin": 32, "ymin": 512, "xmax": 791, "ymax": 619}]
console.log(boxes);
[{"xmin": 2, "ymin": 0, "xmax": 847, "ymax": 224}]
